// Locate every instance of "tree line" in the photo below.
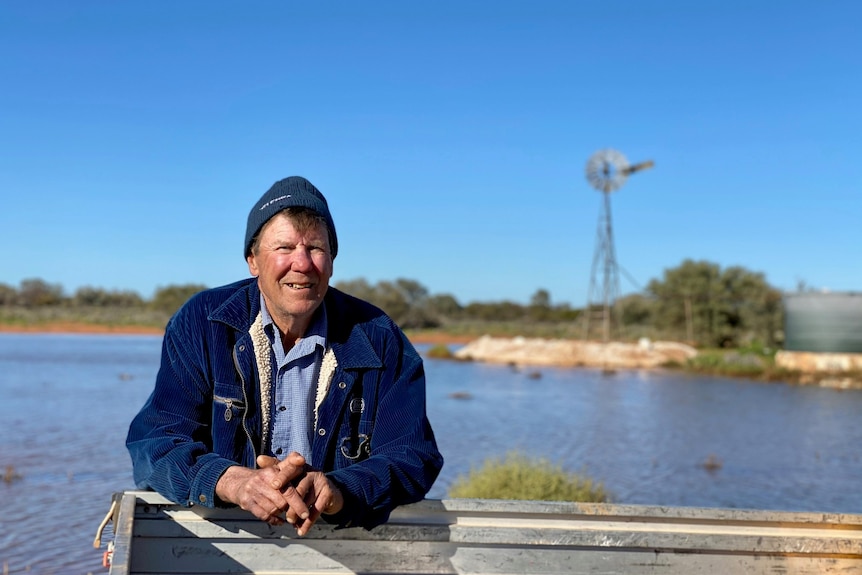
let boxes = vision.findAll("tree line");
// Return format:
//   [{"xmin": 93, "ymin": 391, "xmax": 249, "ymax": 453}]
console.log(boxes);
[
  {"xmin": 0, "ymin": 259, "xmax": 786, "ymax": 348},
  {"xmin": 0, "ymin": 279, "xmax": 208, "ymax": 315}
]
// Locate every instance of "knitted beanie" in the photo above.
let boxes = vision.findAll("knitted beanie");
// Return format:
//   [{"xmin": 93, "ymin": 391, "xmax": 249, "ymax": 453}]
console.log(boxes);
[{"xmin": 244, "ymin": 176, "xmax": 338, "ymax": 259}]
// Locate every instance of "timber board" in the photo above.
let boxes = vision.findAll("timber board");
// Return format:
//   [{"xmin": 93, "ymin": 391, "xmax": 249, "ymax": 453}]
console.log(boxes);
[{"xmin": 103, "ymin": 491, "xmax": 862, "ymax": 575}]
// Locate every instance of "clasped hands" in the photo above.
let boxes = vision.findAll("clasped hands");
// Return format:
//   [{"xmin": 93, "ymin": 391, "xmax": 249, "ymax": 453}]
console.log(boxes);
[{"xmin": 215, "ymin": 451, "xmax": 344, "ymax": 536}]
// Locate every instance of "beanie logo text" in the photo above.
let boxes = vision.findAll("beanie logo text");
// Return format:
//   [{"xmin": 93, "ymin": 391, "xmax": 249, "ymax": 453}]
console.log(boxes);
[{"xmin": 259, "ymin": 194, "xmax": 291, "ymax": 211}]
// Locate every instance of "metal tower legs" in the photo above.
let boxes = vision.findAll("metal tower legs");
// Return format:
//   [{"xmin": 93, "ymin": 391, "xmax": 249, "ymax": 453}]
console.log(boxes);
[{"xmin": 583, "ymin": 191, "xmax": 621, "ymax": 342}]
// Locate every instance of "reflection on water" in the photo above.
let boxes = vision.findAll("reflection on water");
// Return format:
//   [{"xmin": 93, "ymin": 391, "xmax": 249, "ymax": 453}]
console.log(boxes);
[
  {"xmin": 0, "ymin": 334, "xmax": 159, "ymax": 575},
  {"xmin": 424, "ymin": 354, "xmax": 862, "ymax": 513},
  {"xmin": 1, "ymin": 334, "xmax": 860, "ymax": 574}
]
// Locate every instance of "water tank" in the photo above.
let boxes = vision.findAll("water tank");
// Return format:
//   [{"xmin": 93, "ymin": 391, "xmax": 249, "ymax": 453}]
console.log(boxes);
[{"xmin": 783, "ymin": 292, "xmax": 862, "ymax": 353}]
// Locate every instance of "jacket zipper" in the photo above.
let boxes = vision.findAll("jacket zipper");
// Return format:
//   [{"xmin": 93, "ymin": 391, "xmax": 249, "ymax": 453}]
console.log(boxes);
[
  {"xmin": 233, "ymin": 344, "xmax": 258, "ymax": 464},
  {"xmin": 213, "ymin": 395, "xmax": 244, "ymax": 422}
]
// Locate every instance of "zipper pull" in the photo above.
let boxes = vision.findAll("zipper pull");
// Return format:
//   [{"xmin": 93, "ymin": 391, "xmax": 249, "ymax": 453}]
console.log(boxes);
[{"xmin": 224, "ymin": 399, "xmax": 233, "ymax": 422}]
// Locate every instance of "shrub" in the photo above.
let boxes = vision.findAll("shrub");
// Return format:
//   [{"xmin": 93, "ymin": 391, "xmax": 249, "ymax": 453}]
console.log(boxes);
[
  {"xmin": 426, "ymin": 344, "xmax": 454, "ymax": 359},
  {"xmin": 685, "ymin": 350, "xmax": 766, "ymax": 378},
  {"xmin": 449, "ymin": 451, "xmax": 609, "ymax": 503}
]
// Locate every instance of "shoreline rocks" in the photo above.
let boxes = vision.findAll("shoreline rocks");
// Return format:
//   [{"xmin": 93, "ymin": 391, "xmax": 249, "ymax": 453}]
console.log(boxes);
[
  {"xmin": 453, "ymin": 335, "xmax": 697, "ymax": 369},
  {"xmin": 775, "ymin": 350, "xmax": 862, "ymax": 389}
]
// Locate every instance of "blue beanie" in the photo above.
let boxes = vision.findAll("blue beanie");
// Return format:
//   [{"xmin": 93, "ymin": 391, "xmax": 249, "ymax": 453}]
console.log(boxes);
[{"xmin": 244, "ymin": 176, "xmax": 338, "ymax": 259}]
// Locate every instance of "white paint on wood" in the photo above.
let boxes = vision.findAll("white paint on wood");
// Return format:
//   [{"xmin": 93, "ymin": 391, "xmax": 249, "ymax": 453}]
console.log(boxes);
[{"xmin": 104, "ymin": 491, "xmax": 862, "ymax": 575}]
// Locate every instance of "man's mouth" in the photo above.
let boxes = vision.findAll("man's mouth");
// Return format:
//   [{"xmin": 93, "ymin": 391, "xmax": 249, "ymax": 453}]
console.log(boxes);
[{"xmin": 286, "ymin": 282, "xmax": 314, "ymax": 290}]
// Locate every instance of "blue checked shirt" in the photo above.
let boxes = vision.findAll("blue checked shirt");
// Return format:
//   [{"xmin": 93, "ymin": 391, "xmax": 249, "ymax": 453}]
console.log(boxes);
[{"xmin": 260, "ymin": 295, "xmax": 327, "ymax": 460}]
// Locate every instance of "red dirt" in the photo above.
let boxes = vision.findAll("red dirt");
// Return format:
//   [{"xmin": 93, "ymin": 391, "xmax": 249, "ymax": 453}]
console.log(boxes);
[
  {"xmin": 0, "ymin": 322, "xmax": 474, "ymax": 344},
  {"xmin": 0, "ymin": 322, "xmax": 164, "ymax": 335}
]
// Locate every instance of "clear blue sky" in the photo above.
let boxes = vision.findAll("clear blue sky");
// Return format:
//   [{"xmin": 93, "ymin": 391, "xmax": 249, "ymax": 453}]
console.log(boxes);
[{"xmin": 1, "ymin": 1, "xmax": 859, "ymax": 306}]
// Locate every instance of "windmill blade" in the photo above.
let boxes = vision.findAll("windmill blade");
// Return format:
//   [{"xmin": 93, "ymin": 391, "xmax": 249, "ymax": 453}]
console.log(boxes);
[
  {"xmin": 623, "ymin": 160, "xmax": 655, "ymax": 175},
  {"xmin": 585, "ymin": 149, "xmax": 629, "ymax": 193}
]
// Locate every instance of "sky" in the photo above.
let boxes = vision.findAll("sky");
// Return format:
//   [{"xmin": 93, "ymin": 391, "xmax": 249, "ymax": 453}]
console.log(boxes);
[{"xmin": 1, "ymin": 1, "xmax": 859, "ymax": 307}]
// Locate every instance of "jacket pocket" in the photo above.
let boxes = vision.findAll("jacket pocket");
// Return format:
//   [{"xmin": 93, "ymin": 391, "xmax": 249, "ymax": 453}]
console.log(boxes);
[
  {"xmin": 213, "ymin": 388, "xmax": 252, "ymax": 464},
  {"xmin": 214, "ymin": 394, "xmax": 245, "ymax": 423}
]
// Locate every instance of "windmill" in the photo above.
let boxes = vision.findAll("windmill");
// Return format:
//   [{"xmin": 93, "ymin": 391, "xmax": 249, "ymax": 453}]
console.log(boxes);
[{"xmin": 583, "ymin": 149, "xmax": 654, "ymax": 342}]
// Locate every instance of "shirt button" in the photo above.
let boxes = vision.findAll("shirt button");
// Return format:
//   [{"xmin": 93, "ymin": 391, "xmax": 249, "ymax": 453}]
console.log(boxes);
[
  {"xmin": 278, "ymin": 405, "xmax": 286, "ymax": 411},
  {"xmin": 275, "ymin": 448, "xmax": 283, "ymax": 455},
  {"xmin": 338, "ymin": 382, "xmax": 346, "ymax": 389},
  {"xmin": 318, "ymin": 428, "xmax": 326, "ymax": 436},
  {"xmin": 198, "ymin": 494, "xmax": 207, "ymax": 503}
]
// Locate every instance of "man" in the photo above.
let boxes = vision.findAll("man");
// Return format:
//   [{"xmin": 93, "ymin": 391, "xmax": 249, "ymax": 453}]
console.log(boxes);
[{"xmin": 127, "ymin": 176, "xmax": 443, "ymax": 535}]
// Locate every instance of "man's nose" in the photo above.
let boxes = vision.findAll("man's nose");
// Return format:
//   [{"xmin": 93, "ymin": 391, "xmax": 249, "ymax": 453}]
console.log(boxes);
[{"xmin": 290, "ymin": 247, "xmax": 314, "ymax": 270}]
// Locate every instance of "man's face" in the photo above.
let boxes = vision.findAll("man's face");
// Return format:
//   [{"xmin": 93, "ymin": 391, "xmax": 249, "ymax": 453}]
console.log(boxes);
[{"xmin": 246, "ymin": 212, "xmax": 333, "ymax": 336}]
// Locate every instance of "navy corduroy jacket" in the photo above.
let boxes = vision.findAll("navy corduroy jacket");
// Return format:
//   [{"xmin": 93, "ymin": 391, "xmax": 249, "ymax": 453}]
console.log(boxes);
[{"xmin": 126, "ymin": 278, "xmax": 443, "ymax": 529}]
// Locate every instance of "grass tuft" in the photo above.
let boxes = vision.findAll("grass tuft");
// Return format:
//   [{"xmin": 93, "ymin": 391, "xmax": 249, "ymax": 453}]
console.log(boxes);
[
  {"xmin": 448, "ymin": 451, "xmax": 609, "ymax": 503},
  {"xmin": 426, "ymin": 344, "xmax": 455, "ymax": 359}
]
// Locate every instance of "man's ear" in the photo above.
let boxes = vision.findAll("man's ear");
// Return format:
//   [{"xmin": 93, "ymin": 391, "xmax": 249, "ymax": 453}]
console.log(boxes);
[{"xmin": 247, "ymin": 254, "xmax": 259, "ymax": 277}]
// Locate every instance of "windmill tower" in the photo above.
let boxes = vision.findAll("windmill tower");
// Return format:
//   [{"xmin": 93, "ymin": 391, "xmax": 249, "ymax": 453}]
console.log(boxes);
[{"xmin": 583, "ymin": 149, "xmax": 654, "ymax": 342}]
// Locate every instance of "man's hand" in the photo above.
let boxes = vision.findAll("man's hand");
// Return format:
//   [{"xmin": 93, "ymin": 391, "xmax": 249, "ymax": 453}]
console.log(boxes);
[
  {"xmin": 288, "ymin": 470, "xmax": 345, "ymax": 536},
  {"xmin": 258, "ymin": 453, "xmax": 345, "ymax": 536},
  {"xmin": 215, "ymin": 452, "xmax": 310, "ymax": 525}
]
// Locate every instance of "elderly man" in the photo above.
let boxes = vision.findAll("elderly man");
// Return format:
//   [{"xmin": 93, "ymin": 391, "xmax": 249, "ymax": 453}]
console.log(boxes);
[{"xmin": 127, "ymin": 176, "xmax": 443, "ymax": 535}]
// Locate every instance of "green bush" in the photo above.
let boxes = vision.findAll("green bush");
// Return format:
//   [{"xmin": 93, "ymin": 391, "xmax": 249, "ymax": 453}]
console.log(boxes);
[
  {"xmin": 426, "ymin": 344, "xmax": 454, "ymax": 359},
  {"xmin": 685, "ymin": 350, "xmax": 766, "ymax": 378},
  {"xmin": 449, "ymin": 452, "xmax": 609, "ymax": 503}
]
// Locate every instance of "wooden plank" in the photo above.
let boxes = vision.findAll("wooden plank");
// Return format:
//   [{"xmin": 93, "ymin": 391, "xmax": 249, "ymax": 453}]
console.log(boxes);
[
  {"xmin": 125, "ymin": 538, "xmax": 862, "ymax": 575},
  {"xmin": 128, "ymin": 516, "xmax": 862, "ymax": 555},
  {"xmin": 108, "ymin": 491, "xmax": 862, "ymax": 575},
  {"xmin": 436, "ymin": 498, "xmax": 862, "ymax": 528},
  {"xmin": 108, "ymin": 491, "xmax": 137, "ymax": 575},
  {"xmin": 127, "ymin": 491, "xmax": 862, "ymax": 529}
]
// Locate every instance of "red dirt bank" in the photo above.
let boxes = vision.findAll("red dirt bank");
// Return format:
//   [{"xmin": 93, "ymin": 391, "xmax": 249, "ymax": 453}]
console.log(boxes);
[
  {"xmin": 0, "ymin": 322, "xmax": 164, "ymax": 335},
  {"xmin": 0, "ymin": 322, "xmax": 471, "ymax": 344}
]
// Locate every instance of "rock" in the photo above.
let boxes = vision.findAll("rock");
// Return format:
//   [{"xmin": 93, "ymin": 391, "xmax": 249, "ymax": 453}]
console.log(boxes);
[
  {"xmin": 775, "ymin": 350, "xmax": 862, "ymax": 373},
  {"xmin": 453, "ymin": 335, "xmax": 697, "ymax": 369}
]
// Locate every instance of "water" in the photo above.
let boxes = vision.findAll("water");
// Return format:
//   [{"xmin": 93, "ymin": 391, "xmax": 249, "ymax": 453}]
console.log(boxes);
[
  {"xmin": 1, "ymin": 333, "xmax": 860, "ymax": 574},
  {"xmin": 425, "ymin": 358, "xmax": 862, "ymax": 511},
  {"xmin": 0, "ymin": 334, "xmax": 160, "ymax": 575}
]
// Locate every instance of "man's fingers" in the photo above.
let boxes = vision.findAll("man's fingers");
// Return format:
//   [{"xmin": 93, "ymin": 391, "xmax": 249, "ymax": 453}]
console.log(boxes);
[
  {"xmin": 223, "ymin": 457, "xmax": 323, "ymax": 527},
  {"xmin": 239, "ymin": 453, "xmax": 324, "ymax": 529},
  {"xmin": 296, "ymin": 502, "xmax": 322, "ymax": 536},
  {"xmin": 292, "ymin": 473, "xmax": 338, "ymax": 536},
  {"xmin": 284, "ymin": 476, "xmax": 312, "ymax": 522},
  {"xmin": 256, "ymin": 455, "xmax": 278, "ymax": 468},
  {"xmin": 236, "ymin": 487, "xmax": 286, "ymax": 524},
  {"xmin": 269, "ymin": 452, "xmax": 307, "ymax": 489}
]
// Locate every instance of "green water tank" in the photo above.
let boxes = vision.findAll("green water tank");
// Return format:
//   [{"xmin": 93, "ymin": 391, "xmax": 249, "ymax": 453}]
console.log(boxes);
[{"xmin": 783, "ymin": 292, "xmax": 862, "ymax": 353}]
